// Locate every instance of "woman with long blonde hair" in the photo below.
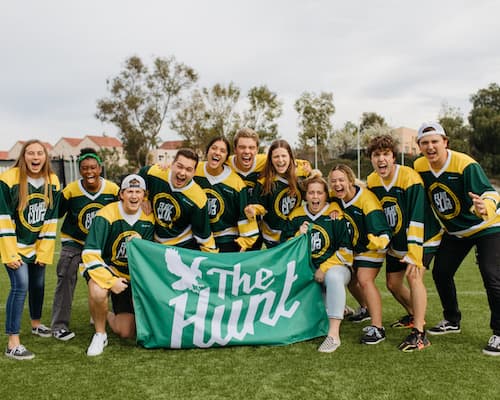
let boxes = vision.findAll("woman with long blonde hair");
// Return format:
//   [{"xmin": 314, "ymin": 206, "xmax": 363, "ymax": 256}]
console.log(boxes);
[{"xmin": 0, "ymin": 140, "xmax": 60, "ymax": 360}]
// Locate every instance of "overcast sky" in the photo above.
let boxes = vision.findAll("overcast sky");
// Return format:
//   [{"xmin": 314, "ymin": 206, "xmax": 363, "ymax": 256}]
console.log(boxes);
[{"xmin": 1, "ymin": 0, "xmax": 499, "ymax": 151}]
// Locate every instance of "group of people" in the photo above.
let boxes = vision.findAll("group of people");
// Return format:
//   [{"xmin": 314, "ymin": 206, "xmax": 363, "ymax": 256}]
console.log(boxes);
[{"xmin": 0, "ymin": 123, "xmax": 498, "ymax": 360}]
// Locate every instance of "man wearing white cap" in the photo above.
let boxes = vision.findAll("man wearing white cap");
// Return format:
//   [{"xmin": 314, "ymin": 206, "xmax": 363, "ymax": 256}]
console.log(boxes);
[
  {"xmin": 81, "ymin": 174, "xmax": 155, "ymax": 356},
  {"xmin": 414, "ymin": 122, "xmax": 500, "ymax": 356}
]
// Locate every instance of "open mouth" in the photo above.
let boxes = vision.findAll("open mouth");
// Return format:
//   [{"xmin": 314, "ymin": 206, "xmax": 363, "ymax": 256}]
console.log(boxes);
[
  {"xmin": 174, "ymin": 175, "xmax": 186, "ymax": 187},
  {"xmin": 240, "ymin": 155, "xmax": 252, "ymax": 165},
  {"xmin": 377, "ymin": 165, "xmax": 388, "ymax": 174}
]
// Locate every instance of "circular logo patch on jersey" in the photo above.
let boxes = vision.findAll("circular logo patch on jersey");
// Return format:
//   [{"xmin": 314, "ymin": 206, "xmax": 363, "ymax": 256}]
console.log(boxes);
[
  {"xmin": 78, "ymin": 203, "xmax": 105, "ymax": 234},
  {"xmin": 428, "ymin": 182, "xmax": 460, "ymax": 220},
  {"xmin": 379, "ymin": 195, "xmax": 403, "ymax": 234},
  {"xmin": 153, "ymin": 193, "xmax": 181, "ymax": 228},
  {"xmin": 204, "ymin": 188, "xmax": 225, "ymax": 224},
  {"xmin": 274, "ymin": 189, "xmax": 300, "ymax": 220},
  {"xmin": 310, "ymin": 224, "xmax": 330, "ymax": 259},
  {"xmin": 19, "ymin": 193, "xmax": 47, "ymax": 232},
  {"xmin": 112, "ymin": 231, "xmax": 142, "ymax": 267},
  {"xmin": 343, "ymin": 213, "xmax": 359, "ymax": 247}
]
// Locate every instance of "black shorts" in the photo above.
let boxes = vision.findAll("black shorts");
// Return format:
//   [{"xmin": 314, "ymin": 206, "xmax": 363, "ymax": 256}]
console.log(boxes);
[
  {"xmin": 110, "ymin": 285, "xmax": 134, "ymax": 315},
  {"xmin": 386, "ymin": 253, "xmax": 431, "ymax": 273}
]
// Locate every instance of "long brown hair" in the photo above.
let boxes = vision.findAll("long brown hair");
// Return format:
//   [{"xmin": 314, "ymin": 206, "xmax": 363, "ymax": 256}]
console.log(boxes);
[
  {"xmin": 14, "ymin": 139, "xmax": 55, "ymax": 211},
  {"xmin": 261, "ymin": 139, "xmax": 298, "ymax": 196}
]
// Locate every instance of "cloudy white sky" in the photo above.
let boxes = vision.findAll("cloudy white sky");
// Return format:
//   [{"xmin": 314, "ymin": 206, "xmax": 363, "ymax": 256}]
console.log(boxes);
[{"xmin": 1, "ymin": 0, "xmax": 499, "ymax": 151}]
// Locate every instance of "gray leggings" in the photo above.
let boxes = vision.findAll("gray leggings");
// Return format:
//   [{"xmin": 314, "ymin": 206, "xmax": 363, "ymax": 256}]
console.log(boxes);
[{"xmin": 324, "ymin": 266, "xmax": 351, "ymax": 319}]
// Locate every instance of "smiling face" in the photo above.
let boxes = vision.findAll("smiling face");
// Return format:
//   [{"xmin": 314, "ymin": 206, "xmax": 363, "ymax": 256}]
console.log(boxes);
[
  {"xmin": 234, "ymin": 137, "xmax": 258, "ymax": 172},
  {"xmin": 206, "ymin": 139, "xmax": 228, "ymax": 174},
  {"xmin": 170, "ymin": 155, "xmax": 197, "ymax": 188},
  {"xmin": 79, "ymin": 157, "xmax": 102, "ymax": 191},
  {"xmin": 370, "ymin": 148, "xmax": 396, "ymax": 180},
  {"xmin": 120, "ymin": 187, "xmax": 145, "ymax": 214},
  {"xmin": 305, "ymin": 181, "xmax": 327, "ymax": 215},
  {"xmin": 24, "ymin": 142, "xmax": 47, "ymax": 178},
  {"xmin": 271, "ymin": 147, "xmax": 290, "ymax": 176},
  {"xmin": 418, "ymin": 134, "xmax": 449, "ymax": 170},
  {"xmin": 329, "ymin": 169, "xmax": 356, "ymax": 202}
]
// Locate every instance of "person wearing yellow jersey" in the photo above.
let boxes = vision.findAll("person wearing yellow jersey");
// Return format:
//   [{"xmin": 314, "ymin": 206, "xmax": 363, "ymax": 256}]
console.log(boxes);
[
  {"xmin": 415, "ymin": 121, "xmax": 500, "ymax": 356},
  {"xmin": 195, "ymin": 137, "xmax": 259, "ymax": 252},
  {"xmin": 81, "ymin": 174, "xmax": 155, "ymax": 356},
  {"xmin": 282, "ymin": 173, "xmax": 353, "ymax": 352},
  {"xmin": 0, "ymin": 140, "xmax": 60, "ymax": 360}
]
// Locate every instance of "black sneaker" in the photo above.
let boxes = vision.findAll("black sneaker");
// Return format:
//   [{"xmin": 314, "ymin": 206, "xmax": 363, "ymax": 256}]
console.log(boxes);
[
  {"xmin": 482, "ymin": 335, "xmax": 500, "ymax": 356},
  {"xmin": 427, "ymin": 320, "xmax": 461, "ymax": 335},
  {"xmin": 5, "ymin": 345, "xmax": 35, "ymax": 360},
  {"xmin": 390, "ymin": 314, "xmax": 414, "ymax": 328},
  {"xmin": 31, "ymin": 324, "xmax": 52, "ymax": 338},
  {"xmin": 348, "ymin": 307, "xmax": 371, "ymax": 323},
  {"xmin": 53, "ymin": 328, "xmax": 76, "ymax": 341},
  {"xmin": 398, "ymin": 328, "xmax": 431, "ymax": 352},
  {"xmin": 360, "ymin": 325, "xmax": 386, "ymax": 344}
]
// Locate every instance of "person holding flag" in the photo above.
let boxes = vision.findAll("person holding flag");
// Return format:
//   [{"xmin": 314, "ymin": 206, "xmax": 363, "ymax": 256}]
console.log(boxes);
[
  {"xmin": 282, "ymin": 172, "xmax": 353, "ymax": 352},
  {"xmin": 81, "ymin": 174, "xmax": 155, "ymax": 357}
]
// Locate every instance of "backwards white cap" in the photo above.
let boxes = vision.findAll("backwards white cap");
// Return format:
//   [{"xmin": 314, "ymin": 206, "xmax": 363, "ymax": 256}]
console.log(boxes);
[
  {"xmin": 120, "ymin": 174, "xmax": 146, "ymax": 190},
  {"xmin": 417, "ymin": 121, "xmax": 447, "ymax": 142}
]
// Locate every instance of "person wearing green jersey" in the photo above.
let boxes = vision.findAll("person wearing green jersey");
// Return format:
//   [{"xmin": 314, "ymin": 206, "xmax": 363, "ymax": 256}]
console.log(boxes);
[{"xmin": 415, "ymin": 121, "xmax": 500, "ymax": 356}]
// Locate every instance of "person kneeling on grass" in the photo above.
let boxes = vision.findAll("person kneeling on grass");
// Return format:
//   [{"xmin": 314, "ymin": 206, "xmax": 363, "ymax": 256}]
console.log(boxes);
[
  {"xmin": 281, "ymin": 173, "xmax": 353, "ymax": 353},
  {"xmin": 81, "ymin": 174, "xmax": 155, "ymax": 356}
]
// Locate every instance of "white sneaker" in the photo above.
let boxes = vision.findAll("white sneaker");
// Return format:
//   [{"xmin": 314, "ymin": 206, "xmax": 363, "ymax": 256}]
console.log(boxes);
[{"xmin": 87, "ymin": 333, "xmax": 108, "ymax": 356}]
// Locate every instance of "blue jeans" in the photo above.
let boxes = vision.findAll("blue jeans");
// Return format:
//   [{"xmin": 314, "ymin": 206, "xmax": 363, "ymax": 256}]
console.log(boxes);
[{"xmin": 4, "ymin": 262, "xmax": 46, "ymax": 335}]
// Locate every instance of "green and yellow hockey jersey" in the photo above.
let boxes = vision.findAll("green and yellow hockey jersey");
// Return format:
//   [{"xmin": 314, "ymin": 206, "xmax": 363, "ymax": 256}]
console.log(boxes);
[
  {"xmin": 59, "ymin": 178, "xmax": 119, "ymax": 249},
  {"xmin": 0, "ymin": 168, "xmax": 60, "ymax": 265},
  {"xmin": 282, "ymin": 202, "xmax": 353, "ymax": 272},
  {"xmin": 251, "ymin": 176, "xmax": 303, "ymax": 248},
  {"xmin": 194, "ymin": 163, "xmax": 259, "ymax": 250},
  {"xmin": 139, "ymin": 164, "xmax": 216, "ymax": 252},
  {"xmin": 367, "ymin": 165, "xmax": 426, "ymax": 267},
  {"xmin": 414, "ymin": 150, "xmax": 500, "ymax": 239},
  {"xmin": 330, "ymin": 186, "xmax": 391, "ymax": 267},
  {"xmin": 81, "ymin": 201, "xmax": 155, "ymax": 289}
]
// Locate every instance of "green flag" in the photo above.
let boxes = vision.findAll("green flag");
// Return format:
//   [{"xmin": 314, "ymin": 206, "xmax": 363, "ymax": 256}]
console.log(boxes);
[{"xmin": 127, "ymin": 234, "xmax": 328, "ymax": 349}]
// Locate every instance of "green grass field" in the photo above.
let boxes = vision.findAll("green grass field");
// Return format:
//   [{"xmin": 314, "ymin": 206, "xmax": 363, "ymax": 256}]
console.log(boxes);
[{"xmin": 0, "ymin": 248, "xmax": 497, "ymax": 400}]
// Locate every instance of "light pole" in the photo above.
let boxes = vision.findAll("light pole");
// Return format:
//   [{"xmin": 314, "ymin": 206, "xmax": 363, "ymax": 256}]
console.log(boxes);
[
  {"xmin": 357, "ymin": 129, "xmax": 361, "ymax": 180},
  {"xmin": 314, "ymin": 130, "xmax": 318, "ymax": 170}
]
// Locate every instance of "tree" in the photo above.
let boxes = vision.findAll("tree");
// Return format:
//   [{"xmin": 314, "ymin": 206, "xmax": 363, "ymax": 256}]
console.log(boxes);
[
  {"xmin": 468, "ymin": 83, "xmax": 500, "ymax": 174},
  {"xmin": 203, "ymin": 82, "xmax": 241, "ymax": 141},
  {"xmin": 438, "ymin": 102, "xmax": 471, "ymax": 154},
  {"xmin": 97, "ymin": 147, "xmax": 130, "ymax": 185},
  {"xmin": 171, "ymin": 83, "xmax": 241, "ymax": 154},
  {"xmin": 294, "ymin": 92, "xmax": 335, "ymax": 168},
  {"xmin": 170, "ymin": 89, "xmax": 208, "ymax": 153},
  {"xmin": 359, "ymin": 112, "xmax": 387, "ymax": 132},
  {"xmin": 360, "ymin": 122, "xmax": 394, "ymax": 147},
  {"xmin": 242, "ymin": 85, "xmax": 283, "ymax": 146},
  {"xmin": 96, "ymin": 55, "xmax": 198, "ymax": 168},
  {"xmin": 328, "ymin": 121, "xmax": 358, "ymax": 158}
]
